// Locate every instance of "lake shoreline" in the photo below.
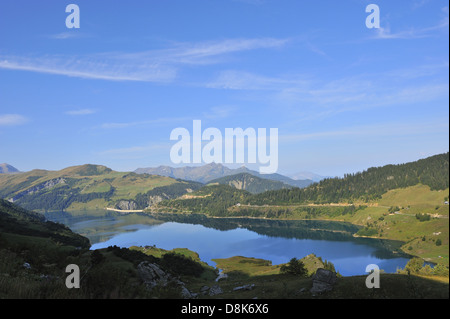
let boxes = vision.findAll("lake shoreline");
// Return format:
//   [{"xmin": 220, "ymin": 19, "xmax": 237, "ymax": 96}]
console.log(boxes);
[{"xmin": 47, "ymin": 209, "xmax": 413, "ymax": 276}]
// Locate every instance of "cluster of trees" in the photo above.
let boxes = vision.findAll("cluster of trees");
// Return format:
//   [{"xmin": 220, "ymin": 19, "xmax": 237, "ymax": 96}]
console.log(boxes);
[
  {"xmin": 280, "ymin": 256, "xmax": 337, "ymax": 277},
  {"xmin": 134, "ymin": 181, "xmax": 203, "ymax": 209},
  {"xmin": 399, "ymin": 257, "xmax": 449, "ymax": 277},
  {"xmin": 224, "ymin": 205, "xmax": 365, "ymax": 219},
  {"xmin": 245, "ymin": 153, "xmax": 449, "ymax": 205},
  {"xmin": 12, "ymin": 184, "xmax": 115, "ymax": 211},
  {"xmin": 280, "ymin": 258, "xmax": 308, "ymax": 276},
  {"xmin": 161, "ymin": 184, "xmax": 250, "ymax": 217},
  {"xmin": 415, "ymin": 213, "xmax": 431, "ymax": 222}
]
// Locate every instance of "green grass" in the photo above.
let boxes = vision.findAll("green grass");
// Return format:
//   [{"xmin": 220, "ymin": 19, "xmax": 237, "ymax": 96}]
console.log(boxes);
[
  {"xmin": 188, "ymin": 271, "xmax": 448, "ymax": 299},
  {"xmin": 212, "ymin": 256, "xmax": 281, "ymax": 278},
  {"xmin": 378, "ymin": 185, "xmax": 449, "ymax": 207}
]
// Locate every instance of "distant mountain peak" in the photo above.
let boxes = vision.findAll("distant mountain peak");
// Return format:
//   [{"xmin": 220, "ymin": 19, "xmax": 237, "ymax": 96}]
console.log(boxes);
[
  {"xmin": 0, "ymin": 163, "xmax": 20, "ymax": 174},
  {"xmin": 289, "ymin": 171, "xmax": 329, "ymax": 182},
  {"xmin": 60, "ymin": 164, "xmax": 112, "ymax": 176},
  {"xmin": 134, "ymin": 163, "xmax": 313, "ymax": 188}
]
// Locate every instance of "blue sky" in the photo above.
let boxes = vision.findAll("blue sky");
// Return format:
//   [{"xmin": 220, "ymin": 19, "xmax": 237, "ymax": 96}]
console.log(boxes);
[{"xmin": 0, "ymin": 0, "xmax": 448, "ymax": 177}]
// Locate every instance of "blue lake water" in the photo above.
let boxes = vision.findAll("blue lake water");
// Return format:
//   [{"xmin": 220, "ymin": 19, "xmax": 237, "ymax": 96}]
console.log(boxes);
[{"xmin": 46, "ymin": 212, "xmax": 411, "ymax": 276}]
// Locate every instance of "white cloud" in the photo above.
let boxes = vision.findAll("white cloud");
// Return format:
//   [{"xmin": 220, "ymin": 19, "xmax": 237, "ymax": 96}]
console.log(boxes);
[
  {"xmin": 373, "ymin": 16, "xmax": 448, "ymax": 40},
  {"xmin": 0, "ymin": 57, "xmax": 176, "ymax": 82},
  {"xmin": 0, "ymin": 37, "xmax": 289, "ymax": 82},
  {"xmin": 100, "ymin": 116, "xmax": 190, "ymax": 129},
  {"xmin": 202, "ymin": 106, "xmax": 236, "ymax": 119},
  {"xmin": 281, "ymin": 120, "xmax": 449, "ymax": 143},
  {"xmin": 207, "ymin": 70, "xmax": 307, "ymax": 91},
  {"xmin": 0, "ymin": 114, "xmax": 28, "ymax": 126},
  {"xmin": 46, "ymin": 32, "xmax": 85, "ymax": 40},
  {"xmin": 65, "ymin": 109, "xmax": 96, "ymax": 116}
]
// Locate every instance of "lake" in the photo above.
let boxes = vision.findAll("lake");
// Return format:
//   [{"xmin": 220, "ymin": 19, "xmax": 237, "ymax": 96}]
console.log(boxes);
[{"xmin": 45, "ymin": 211, "xmax": 411, "ymax": 276}]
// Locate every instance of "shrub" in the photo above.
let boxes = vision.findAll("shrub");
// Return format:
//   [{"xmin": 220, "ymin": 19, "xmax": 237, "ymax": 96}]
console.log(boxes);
[
  {"xmin": 280, "ymin": 258, "xmax": 307, "ymax": 277},
  {"xmin": 415, "ymin": 213, "xmax": 431, "ymax": 222},
  {"xmin": 404, "ymin": 257, "xmax": 424, "ymax": 274},
  {"xmin": 160, "ymin": 253, "xmax": 204, "ymax": 277},
  {"xmin": 433, "ymin": 264, "xmax": 449, "ymax": 277},
  {"xmin": 357, "ymin": 227, "xmax": 378, "ymax": 237}
]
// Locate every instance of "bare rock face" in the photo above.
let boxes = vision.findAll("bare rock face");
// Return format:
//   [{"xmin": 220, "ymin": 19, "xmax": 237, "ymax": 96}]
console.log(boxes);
[
  {"xmin": 137, "ymin": 261, "xmax": 171, "ymax": 290},
  {"xmin": 137, "ymin": 261, "xmax": 197, "ymax": 298},
  {"xmin": 310, "ymin": 268, "xmax": 337, "ymax": 295},
  {"xmin": 199, "ymin": 284, "xmax": 223, "ymax": 296},
  {"xmin": 208, "ymin": 285, "xmax": 223, "ymax": 296},
  {"xmin": 115, "ymin": 200, "xmax": 138, "ymax": 210}
]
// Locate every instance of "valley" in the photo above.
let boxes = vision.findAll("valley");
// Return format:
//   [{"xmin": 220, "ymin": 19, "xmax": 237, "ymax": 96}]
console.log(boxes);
[{"xmin": 0, "ymin": 152, "xmax": 448, "ymax": 299}]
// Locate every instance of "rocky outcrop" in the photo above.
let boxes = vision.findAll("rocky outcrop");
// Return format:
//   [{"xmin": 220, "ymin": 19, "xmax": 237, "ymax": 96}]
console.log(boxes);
[
  {"xmin": 136, "ymin": 261, "xmax": 197, "ymax": 298},
  {"xmin": 147, "ymin": 195, "xmax": 166, "ymax": 206},
  {"xmin": 115, "ymin": 200, "xmax": 138, "ymax": 211},
  {"xmin": 137, "ymin": 261, "xmax": 170, "ymax": 290},
  {"xmin": 310, "ymin": 268, "xmax": 337, "ymax": 295},
  {"xmin": 199, "ymin": 284, "xmax": 223, "ymax": 296},
  {"xmin": 9, "ymin": 178, "xmax": 66, "ymax": 202}
]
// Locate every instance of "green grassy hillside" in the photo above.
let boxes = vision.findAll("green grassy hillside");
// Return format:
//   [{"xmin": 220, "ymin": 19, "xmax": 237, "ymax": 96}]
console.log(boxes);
[{"xmin": 0, "ymin": 164, "xmax": 202, "ymax": 212}]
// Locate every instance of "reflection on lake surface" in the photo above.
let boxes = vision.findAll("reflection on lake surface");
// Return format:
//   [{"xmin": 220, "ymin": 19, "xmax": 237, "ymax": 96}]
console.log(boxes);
[{"xmin": 45, "ymin": 211, "xmax": 411, "ymax": 276}]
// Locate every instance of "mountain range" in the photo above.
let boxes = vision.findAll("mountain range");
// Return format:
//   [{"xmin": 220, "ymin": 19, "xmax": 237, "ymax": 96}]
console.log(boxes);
[
  {"xmin": 288, "ymin": 171, "xmax": 330, "ymax": 182},
  {"xmin": 135, "ymin": 162, "xmax": 313, "ymax": 188},
  {"xmin": 2, "ymin": 153, "xmax": 447, "ymax": 213},
  {"xmin": 0, "ymin": 162, "xmax": 313, "ymax": 212}
]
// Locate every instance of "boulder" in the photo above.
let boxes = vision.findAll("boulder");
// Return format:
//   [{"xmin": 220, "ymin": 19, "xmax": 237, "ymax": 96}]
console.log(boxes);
[
  {"xmin": 200, "ymin": 285, "xmax": 210, "ymax": 295},
  {"xmin": 208, "ymin": 285, "xmax": 223, "ymax": 296},
  {"xmin": 233, "ymin": 284, "xmax": 255, "ymax": 291},
  {"xmin": 180, "ymin": 286, "xmax": 197, "ymax": 299},
  {"xmin": 137, "ymin": 261, "xmax": 171, "ymax": 290},
  {"xmin": 137, "ymin": 261, "xmax": 198, "ymax": 299},
  {"xmin": 310, "ymin": 268, "xmax": 337, "ymax": 295}
]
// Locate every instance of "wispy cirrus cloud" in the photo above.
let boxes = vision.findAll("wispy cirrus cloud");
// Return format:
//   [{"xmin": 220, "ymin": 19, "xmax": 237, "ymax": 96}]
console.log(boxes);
[
  {"xmin": 373, "ymin": 8, "xmax": 448, "ymax": 40},
  {"xmin": 111, "ymin": 37, "xmax": 289, "ymax": 66},
  {"xmin": 46, "ymin": 32, "xmax": 88, "ymax": 40},
  {"xmin": 99, "ymin": 116, "xmax": 191, "ymax": 129},
  {"xmin": 65, "ymin": 108, "xmax": 97, "ymax": 116},
  {"xmin": 0, "ymin": 37, "xmax": 289, "ymax": 82},
  {"xmin": 281, "ymin": 119, "xmax": 449, "ymax": 143},
  {"xmin": 97, "ymin": 143, "xmax": 168, "ymax": 156},
  {"xmin": 206, "ymin": 70, "xmax": 308, "ymax": 91},
  {"xmin": 0, "ymin": 55, "xmax": 176, "ymax": 82},
  {"xmin": 0, "ymin": 114, "xmax": 29, "ymax": 126}
]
